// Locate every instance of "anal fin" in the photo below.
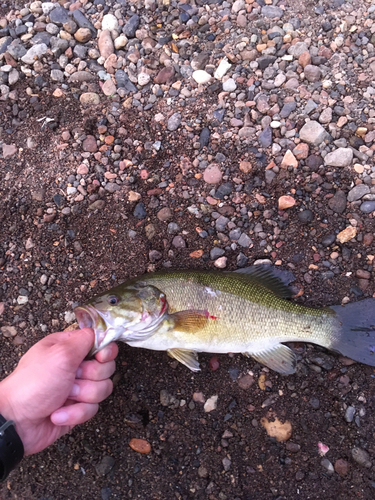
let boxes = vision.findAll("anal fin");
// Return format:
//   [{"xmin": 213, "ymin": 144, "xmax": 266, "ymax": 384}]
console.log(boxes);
[
  {"xmin": 245, "ymin": 344, "xmax": 297, "ymax": 375},
  {"xmin": 167, "ymin": 348, "xmax": 200, "ymax": 372}
]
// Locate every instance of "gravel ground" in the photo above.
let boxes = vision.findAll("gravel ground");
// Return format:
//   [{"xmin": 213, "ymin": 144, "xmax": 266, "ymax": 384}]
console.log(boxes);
[{"xmin": 1, "ymin": 0, "xmax": 375, "ymax": 498}]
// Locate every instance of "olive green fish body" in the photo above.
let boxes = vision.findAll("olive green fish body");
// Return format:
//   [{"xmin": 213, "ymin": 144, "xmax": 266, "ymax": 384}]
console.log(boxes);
[
  {"xmin": 75, "ymin": 267, "xmax": 375, "ymax": 374},
  {"xmin": 126, "ymin": 270, "xmax": 339, "ymax": 355}
]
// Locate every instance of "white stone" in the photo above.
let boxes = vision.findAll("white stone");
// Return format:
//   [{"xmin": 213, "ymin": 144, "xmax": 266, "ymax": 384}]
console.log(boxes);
[
  {"xmin": 41, "ymin": 2, "xmax": 55, "ymax": 15},
  {"xmin": 102, "ymin": 14, "xmax": 119, "ymax": 32},
  {"xmin": 8, "ymin": 69, "xmax": 19, "ymax": 86},
  {"xmin": 17, "ymin": 295, "xmax": 28, "ymax": 305},
  {"xmin": 222, "ymin": 78, "xmax": 237, "ymax": 92},
  {"xmin": 214, "ymin": 57, "xmax": 232, "ymax": 79},
  {"xmin": 138, "ymin": 72, "xmax": 150, "ymax": 86},
  {"xmin": 204, "ymin": 395, "xmax": 218, "ymax": 412},
  {"xmin": 324, "ymin": 148, "xmax": 353, "ymax": 167},
  {"xmin": 21, "ymin": 43, "xmax": 48, "ymax": 65},
  {"xmin": 67, "ymin": 186, "xmax": 77, "ymax": 195},
  {"xmin": 299, "ymin": 120, "xmax": 328, "ymax": 146},
  {"xmin": 64, "ymin": 311, "xmax": 76, "ymax": 324},
  {"xmin": 192, "ymin": 70, "xmax": 211, "ymax": 84},
  {"xmin": 114, "ymin": 34, "xmax": 128, "ymax": 49},
  {"xmin": 274, "ymin": 73, "xmax": 286, "ymax": 87},
  {"xmin": 232, "ymin": 0, "xmax": 245, "ymax": 13}
]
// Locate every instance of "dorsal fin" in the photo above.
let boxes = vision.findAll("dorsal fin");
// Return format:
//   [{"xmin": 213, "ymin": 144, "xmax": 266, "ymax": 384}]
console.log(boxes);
[{"xmin": 231, "ymin": 265, "xmax": 295, "ymax": 299}]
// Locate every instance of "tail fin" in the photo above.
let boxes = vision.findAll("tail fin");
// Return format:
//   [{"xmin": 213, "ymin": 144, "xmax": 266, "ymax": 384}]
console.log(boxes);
[{"xmin": 329, "ymin": 299, "xmax": 375, "ymax": 367}]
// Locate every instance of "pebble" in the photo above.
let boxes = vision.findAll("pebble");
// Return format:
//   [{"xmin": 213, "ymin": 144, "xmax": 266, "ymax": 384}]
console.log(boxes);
[
  {"xmin": 157, "ymin": 207, "xmax": 172, "ymax": 221},
  {"xmin": 299, "ymin": 121, "xmax": 327, "ymax": 146},
  {"xmin": 328, "ymin": 191, "xmax": 347, "ymax": 214},
  {"xmin": 351, "ymin": 447, "xmax": 372, "ymax": 468},
  {"xmin": 95, "ymin": 456, "xmax": 115, "ymax": 476},
  {"xmin": 204, "ymin": 395, "xmax": 218, "ymax": 413},
  {"xmin": 345, "ymin": 406, "xmax": 356, "ymax": 423},
  {"xmin": 222, "ymin": 78, "xmax": 236, "ymax": 92},
  {"xmin": 321, "ymin": 458, "xmax": 334, "ymax": 475},
  {"xmin": 360, "ymin": 201, "xmax": 375, "ymax": 214},
  {"xmin": 334, "ymin": 459, "xmax": 349, "ymax": 477},
  {"xmin": 167, "ymin": 113, "xmax": 181, "ymax": 131},
  {"xmin": 324, "ymin": 148, "xmax": 353, "ymax": 167},
  {"xmin": 2, "ymin": 144, "xmax": 17, "ymax": 158},
  {"xmin": 278, "ymin": 196, "xmax": 296, "ymax": 210},
  {"xmin": 192, "ymin": 70, "xmax": 211, "ymax": 84},
  {"xmin": 102, "ymin": 14, "xmax": 118, "ymax": 32},
  {"xmin": 237, "ymin": 374, "xmax": 254, "ymax": 390},
  {"xmin": 134, "ymin": 202, "xmax": 146, "ymax": 219},
  {"xmin": 129, "ymin": 438, "xmax": 151, "ymax": 454},
  {"xmin": 337, "ymin": 226, "xmax": 356, "ymax": 243},
  {"xmin": 347, "ymin": 184, "xmax": 370, "ymax": 202},
  {"xmin": 204, "ymin": 164, "xmax": 222, "ymax": 184}
]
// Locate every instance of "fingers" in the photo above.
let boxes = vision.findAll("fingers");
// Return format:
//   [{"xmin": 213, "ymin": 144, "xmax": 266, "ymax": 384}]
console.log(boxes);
[
  {"xmin": 51, "ymin": 402, "xmax": 99, "ymax": 426},
  {"xmin": 95, "ymin": 342, "xmax": 118, "ymax": 363},
  {"xmin": 68, "ymin": 378, "xmax": 113, "ymax": 404},
  {"xmin": 76, "ymin": 359, "xmax": 116, "ymax": 381}
]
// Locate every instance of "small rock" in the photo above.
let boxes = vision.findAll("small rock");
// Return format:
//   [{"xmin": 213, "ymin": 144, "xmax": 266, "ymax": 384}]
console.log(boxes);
[
  {"xmin": 74, "ymin": 27, "xmax": 91, "ymax": 43},
  {"xmin": 222, "ymin": 457, "xmax": 231, "ymax": 471},
  {"xmin": 347, "ymin": 184, "xmax": 370, "ymax": 202},
  {"xmin": 129, "ymin": 438, "xmax": 151, "ymax": 454},
  {"xmin": 328, "ymin": 191, "xmax": 347, "ymax": 214},
  {"xmin": 214, "ymin": 256, "xmax": 227, "ymax": 268},
  {"xmin": 280, "ymin": 150, "xmax": 298, "ymax": 169},
  {"xmin": 278, "ymin": 196, "xmax": 296, "ymax": 210},
  {"xmin": 334, "ymin": 459, "xmax": 349, "ymax": 477},
  {"xmin": 261, "ymin": 6, "xmax": 284, "ymax": 18},
  {"xmin": 123, "ymin": 15, "xmax": 140, "ymax": 38},
  {"xmin": 304, "ymin": 65, "xmax": 322, "ymax": 82},
  {"xmin": 204, "ymin": 164, "xmax": 222, "ymax": 184},
  {"xmin": 238, "ymin": 374, "xmax": 254, "ymax": 390},
  {"xmin": 82, "ymin": 135, "xmax": 97, "ymax": 153},
  {"xmin": 204, "ymin": 395, "xmax": 218, "ymax": 413},
  {"xmin": 239, "ymin": 161, "xmax": 252, "ymax": 173},
  {"xmin": 337, "ymin": 226, "xmax": 356, "ymax": 243},
  {"xmin": 2, "ymin": 144, "xmax": 17, "ymax": 158},
  {"xmin": 21, "ymin": 43, "xmax": 48, "ymax": 64},
  {"xmin": 198, "ymin": 465, "xmax": 208, "ymax": 478},
  {"xmin": 98, "ymin": 30, "xmax": 114, "ymax": 59},
  {"xmin": 238, "ymin": 233, "xmax": 252, "ymax": 248},
  {"xmin": 167, "ymin": 113, "xmax": 181, "ymax": 131},
  {"xmin": 222, "ymin": 78, "xmax": 236, "ymax": 92},
  {"xmin": 95, "ymin": 456, "xmax": 115, "ymax": 476},
  {"xmin": 157, "ymin": 207, "xmax": 172, "ymax": 221},
  {"xmin": 324, "ymin": 148, "xmax": 353, "ymax": 167},
  {"xmin": 1, "ymin": 326, "xmax": 17, "ymax": 337},
  {"xmin": 154, "ymin": 66, "xmax": 174, "ymax": 84},
  {"xmin": 193, "ymin": 392, "xmax": 205, "ymax": 403},
  {"xmin": 102, "ymin": 14, "xmax": 118, "ymax": 32},
  {"xmin": 138, "ymin": 72, "xmax": 150, "ymax": 86},
  {"xmin": 172, "ymin": 236, "xmax": 186, "ymax": 249},
  {"xmin": 102, "ymin": 79, "xmax": 116, "ymax": 96},
  {"xmin": 192, "ymin": 70, "xmax": 211, "ymax": 84},
  {"xmin": 88, "ymin": 200, "xmax": 105, "ymax": 211},
  {"xmin": 134, "ymin": 203, "xmax": 146, "ymax": 219},
  {"xmin": 351, "ymin": 447, "xmax": 372, "ymax": 468},
  {"xmin": 345, "ymin": 406, "xmax": 355, "ymax": 423},
  {"xmin": 360, "ymin": 201, "xmax": 375, "ymax": 214},
  {"xmin": 299, "ymin": 121, "xmax": 327, "ymax": 146},
  {"xmin": 321, "ymin": 458, "xmax": 334, "ymax": 475},
  {"xmin": 258, "ymin": 126, "xmax": 272, "ymax": 148},
  {"xmin": 298, "ymin": 210, "xmax": 314, "ymax": 224}
]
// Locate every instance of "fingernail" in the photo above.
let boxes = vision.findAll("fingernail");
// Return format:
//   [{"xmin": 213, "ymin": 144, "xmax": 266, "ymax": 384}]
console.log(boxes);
[
  {"xmin": 69, "ymin": 384, "xmax": 80, "ymax": 397},
  {"xmin": 52, "ymin": 411, "xmax": 68, "ymax": 424},
  {"xmin": 76, "ymin": 368, "xmax": 83, "ymax": 379}
]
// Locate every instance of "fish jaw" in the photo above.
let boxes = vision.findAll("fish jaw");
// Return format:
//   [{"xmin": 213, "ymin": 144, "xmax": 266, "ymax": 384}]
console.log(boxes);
[{"xmin": 74, "ymin": 305, "xmax": 125, "ymax": 356}]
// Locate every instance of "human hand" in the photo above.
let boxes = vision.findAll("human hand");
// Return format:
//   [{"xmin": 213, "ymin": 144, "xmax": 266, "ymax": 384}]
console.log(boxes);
[{"xmin": 0, "ymin": 328, "xmax": 118, "ymax": 456}]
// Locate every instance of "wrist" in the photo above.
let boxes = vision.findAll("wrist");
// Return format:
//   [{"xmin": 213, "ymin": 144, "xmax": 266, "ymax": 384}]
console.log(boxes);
[{"xmin": 0, "ymin": 377, "xmax": 26, "ymax": 451}]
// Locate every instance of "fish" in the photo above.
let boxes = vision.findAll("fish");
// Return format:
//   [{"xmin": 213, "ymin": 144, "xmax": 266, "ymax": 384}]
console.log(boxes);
[{"xmin": 74, "ymin": 266, "xmax": 375, "ymax": 375}]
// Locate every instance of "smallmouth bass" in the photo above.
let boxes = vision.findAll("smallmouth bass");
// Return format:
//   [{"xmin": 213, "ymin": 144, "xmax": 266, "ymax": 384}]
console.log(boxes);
[{"xmin": 74, "ymin": 266, "xmax": 375, "ymax": 374}]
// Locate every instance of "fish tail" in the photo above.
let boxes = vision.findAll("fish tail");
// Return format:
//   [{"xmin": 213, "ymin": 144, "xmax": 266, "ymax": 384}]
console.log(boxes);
[{"xmin": 329, "ymin": 299, "xmax": 375, "ymax": 367}]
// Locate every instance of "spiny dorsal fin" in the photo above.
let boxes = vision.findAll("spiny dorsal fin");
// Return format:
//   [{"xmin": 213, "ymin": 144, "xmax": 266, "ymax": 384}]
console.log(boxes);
[
  {"xmin": 245, "ymin": 344, "xmax": 297, "ymax": 375},
  {"xmin": 232, "ymin": 265, "xmax": 295, "ymax": 298},
  {"xmin": 167, "ymin": 349, "xmax": 200, "ymax": 371},
  {"xmin": 170, "ymin": 310, "xmax": 209, "ymax": 333}
]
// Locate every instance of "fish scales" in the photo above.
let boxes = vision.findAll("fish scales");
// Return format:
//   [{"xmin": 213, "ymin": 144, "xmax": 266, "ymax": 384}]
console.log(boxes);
[{"xmin": 125, "ymin": 270, "xmax": 338, "ymax": 354}]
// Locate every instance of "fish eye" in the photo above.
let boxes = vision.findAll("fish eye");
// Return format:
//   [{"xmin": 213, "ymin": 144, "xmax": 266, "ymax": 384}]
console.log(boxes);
[{"xmin": 108, "ymin": 295, "xmax": 120, "ymax": 306}]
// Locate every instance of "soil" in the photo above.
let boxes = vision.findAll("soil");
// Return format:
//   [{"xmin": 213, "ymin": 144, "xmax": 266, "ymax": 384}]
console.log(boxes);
[{"xmin": 1, "ymin": 0, "xmax": 375, "ymax": 499}]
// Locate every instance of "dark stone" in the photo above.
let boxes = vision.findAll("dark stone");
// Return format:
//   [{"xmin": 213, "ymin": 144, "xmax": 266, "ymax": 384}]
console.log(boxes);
[
  {"xmin": 298, "ymin": 210, "xmax": 314, "ymax": 224},
  {"xmin": 31, "ymin": 32, "xmax": 52, "ymax": 46},
  {"xmin": 134, "ymin": 202, "xmax": 146, "ymax": 219},
  {"xmin": 237, "ymin": 252, "xmax": 248, "ymax": 267},
  {"xmin": 215, "ymin": 183, "xmax": 233, "ymax": 199},
  {"xmin": 199, "ymin": 127, "xmax": 210, "ymax": 148},
  {"xmin": 49, "ymin": 7, "xmax": 70, "ymax": 25},
  {"xmin": 360, "ymin": 201, "xmax": 375, "ymax": 214},
  {"xmin": 123, "ymin": 15, "xmax": 140, "ymax": 38},
  {"xmin": 101, "ymin": 487, "xmax": 112, "ymax": 500},
  {"xmin": 50, "ymin": 37, "xmax": 69, "ymax": 56},
  {"xmin": 280, "ymin": 101, "xmax": 297, "ymax": 118},
  {"xmin": 72, "ymin": 10, "xmax": 97, "ymax": 36},
  {"xmin": 0, "ymin": 36, "xmax": 12, "ymax": 55},
  {"xmin": 53, "ymin": 194, "xmax": 65, "ymax": 208},
  {"xmin": 210, "ymin": 247, "xmax": 225, "ymax": 260},
  {"xmin": 213, "ymin": 109, "xmax": 225, "ymax": 122},
  {"xmin": 257, "ymin": 56, "xmax": 276, "ymax": 69},
  {"xmin": 7, "ymin": 43, "xmax": 27, "ymax": 60},
  {"xmin": 328, "ymin": 191, "xmax": 347, "ymax": 214},
  {"xmin": 321, "ymin": 234, "xmax": 335, "ymax": 246},
  {"xmin": 115, "ymin": 70, "xmax": 137, "ymax": 92},
  {"xmin": 305, "ymin": 154, "xmax": 323, "ymax": 169},
  {"xmin": 258, "ymin": 126, "xmax": 272, "ymax": 148},
  {"xmin": 322, "ymin": 21, "xmax": 332, "ymax": 31},
  {"xmin": 95, "ymin": 456, "xmax": 115, "ymax": 476},
  {"xmin": 15, "ymin": 25, "xmax": 28, "ymax": 36}
]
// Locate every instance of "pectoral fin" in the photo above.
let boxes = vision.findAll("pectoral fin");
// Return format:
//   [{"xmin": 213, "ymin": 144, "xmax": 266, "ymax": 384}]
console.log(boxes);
[
  {"xmin": 169, "ymin": 310, "xmax": 209, "ymax": 333},
  {"xmin": 245, "ymin": 344, "xmax": 297, "ymax": 375},
  {"xmin": 167, "ymin": 348, "xmax": 201, "ymax": 372}
]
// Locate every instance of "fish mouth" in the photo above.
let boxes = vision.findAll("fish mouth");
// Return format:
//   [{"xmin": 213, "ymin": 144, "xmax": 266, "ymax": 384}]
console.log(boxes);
[{"xmin": 74, "ymin": 306, "xmax": 96, "ymax": 330}]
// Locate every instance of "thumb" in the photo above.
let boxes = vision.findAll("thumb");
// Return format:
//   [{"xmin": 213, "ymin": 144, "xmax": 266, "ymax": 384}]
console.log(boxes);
[{"xmin": 54, "ymin": 328, "xmax": 95, "ymax": 372}]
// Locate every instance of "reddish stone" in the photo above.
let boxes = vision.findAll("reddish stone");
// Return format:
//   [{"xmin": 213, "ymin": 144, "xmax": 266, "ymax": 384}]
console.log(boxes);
[
  {"xmin": 209, "ymin": 356, "xmax": 220, "ymax": 371},
  {"xmin": 298, "ymin": 51, "xmax": 311, "ymax": 68},
  {"xmin": 334, "ymin": 459, "xmax": 349, "ymax": 477},
  {"xmin": 147, "ymin": 188, "xmax": 162, "ymax": 196}
]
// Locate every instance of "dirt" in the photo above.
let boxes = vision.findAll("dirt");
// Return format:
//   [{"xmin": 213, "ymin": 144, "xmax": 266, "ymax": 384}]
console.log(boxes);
[{"xmin": 1, "ymin": 3, "xmax": 375, "ymax": 499}]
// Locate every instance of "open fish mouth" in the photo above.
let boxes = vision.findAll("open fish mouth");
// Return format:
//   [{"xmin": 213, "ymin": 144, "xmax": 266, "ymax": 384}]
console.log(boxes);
[{"xmin": 74, "ymin": 306, "xmax": 97, "ymax": 330}]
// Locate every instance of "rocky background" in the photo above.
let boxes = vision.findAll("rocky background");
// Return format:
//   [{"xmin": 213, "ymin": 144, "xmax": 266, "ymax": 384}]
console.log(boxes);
[{"xmin": 1, "ymin": 0, "xmax": 375, "ymax": 498}]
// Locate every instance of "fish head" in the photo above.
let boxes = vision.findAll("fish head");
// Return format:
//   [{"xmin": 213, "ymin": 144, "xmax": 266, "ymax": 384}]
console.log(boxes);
[{"xmin": 74, "ymin": 282, "xmax": 168, "ymax": 356}]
